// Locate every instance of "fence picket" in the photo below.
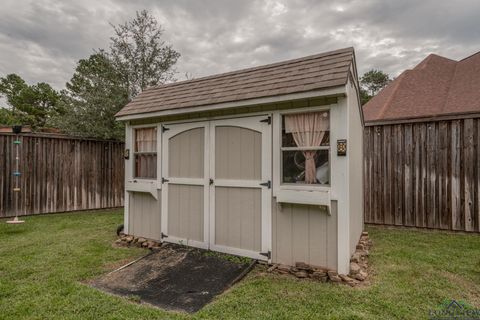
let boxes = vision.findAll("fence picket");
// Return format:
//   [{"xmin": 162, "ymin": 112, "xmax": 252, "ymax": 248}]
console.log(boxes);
[
  {"xmin": 364, "ymin": 118, "xmax": 480, "ymax": 233},
  {"xmin": 0, "ymin": 133, "xmax": 124, "ymax": 217}
]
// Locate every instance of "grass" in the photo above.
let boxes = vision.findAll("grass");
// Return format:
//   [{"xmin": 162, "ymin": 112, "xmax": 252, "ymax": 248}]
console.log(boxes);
[{"xmin": 0, "ymin": 209, "xmax": 479, "ymax": 319}]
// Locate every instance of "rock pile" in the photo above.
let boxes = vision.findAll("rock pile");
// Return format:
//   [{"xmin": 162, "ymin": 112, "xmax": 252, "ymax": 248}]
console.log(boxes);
[
  {"xmin": 114, "ymin": 233, "xmax": 161, "ymax": 250},
  {"xmin": 348, "ymin": 231, "xmax": 371, "ymax": 282},
  {"xmin": 268, "ymin": 231, "xmax": 372, "ymax": 287}
]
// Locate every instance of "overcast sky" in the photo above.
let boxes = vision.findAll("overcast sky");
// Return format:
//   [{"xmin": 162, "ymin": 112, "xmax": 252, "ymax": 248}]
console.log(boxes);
[{"xmin": 1, "ymin": 0, "xmax": 479, "ymax": 90}]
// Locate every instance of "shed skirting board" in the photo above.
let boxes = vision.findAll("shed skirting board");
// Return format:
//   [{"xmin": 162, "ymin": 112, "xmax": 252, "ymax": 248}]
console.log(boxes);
[
  {"xmin": 128, "ymin": 191, "xmax": 162, "ymax": 241},
  {"xmin": 127, "ymin": 191, "xmax": 340, "ymax": 271},
  {"xmin": 272, "ymin": 200, "xmax": 338, "ymax": 270}
]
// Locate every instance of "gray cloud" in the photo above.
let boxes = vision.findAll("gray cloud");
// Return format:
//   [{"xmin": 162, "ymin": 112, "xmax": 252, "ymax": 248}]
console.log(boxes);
[{"xmin": 0, "ymin": 0, "xmax": 479, "ymax": 90}]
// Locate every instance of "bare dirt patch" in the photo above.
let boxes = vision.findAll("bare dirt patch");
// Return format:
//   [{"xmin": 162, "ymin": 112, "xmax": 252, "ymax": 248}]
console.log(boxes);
[{"xmin": 91, "ymin": 243, "xmax": 255, "ymax": 313}]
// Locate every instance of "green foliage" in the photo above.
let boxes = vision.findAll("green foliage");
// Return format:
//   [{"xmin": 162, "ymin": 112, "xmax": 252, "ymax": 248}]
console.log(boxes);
[
  {"xmin": 109, "ymin": 9, "xmax": 180, "ymax": 99},
  {"xmin": 0, "ymin": 74, "xmax": 62, "ymax": 128},
  {"xmin": 1, "ymin": 10, "xmax": 179, "ymax": 139},
  {"xmin": 0, "ymin": 74, "xmax": 27, "ymax": 107},
  {"xmin": 360, "ymin": 87, "xmax": 372, "ymax": 106},
  {"xmin": 0, "ymin": 108, "xmax": 18, "ymax": 125},
  {"xmin": 51, "ymin": 10, "xmax": 180, "ymax": 140},
  {"xmin": 360, "ymin": 69, "xmax": 391, "ymax": 103},
  {"xmin": 50, "ymin": 53, "xmax": 128, "ymax": 140}
]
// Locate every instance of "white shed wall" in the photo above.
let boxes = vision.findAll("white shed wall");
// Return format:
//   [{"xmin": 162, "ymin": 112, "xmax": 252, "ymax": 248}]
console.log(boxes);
[
  {"xmin": 128, "ymin": 191, "xmax": 162, "ymax": 240},
  {"xmin": 272, "ymin": 200, "xmax": 338, "ymax": 270},
  {"xmin": 329, "ymin": 96, "xmax": 351, "ymax": 274},
  {"xmin": 123, "ymin": 94, "xmax": 362, "ymax": 273}
]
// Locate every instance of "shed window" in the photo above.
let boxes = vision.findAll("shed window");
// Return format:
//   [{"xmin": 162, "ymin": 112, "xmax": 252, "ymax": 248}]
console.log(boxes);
[
  {"xmin": 281, "ymin": 111, "xmax": 329, "ymax": 185},
  {"xmin": 134, "ymin": 127, "xmax": 157, "ymax": 179}
]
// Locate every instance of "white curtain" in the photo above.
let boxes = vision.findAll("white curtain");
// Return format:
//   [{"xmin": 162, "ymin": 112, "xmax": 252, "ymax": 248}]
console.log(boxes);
[
  {"xmin": 135, "ymin": 127, "xmax": 157, "ymax": 152},
  {"xmin": 134, "ymin": 127, "xmax": 157, "ymax": 178},
  {"xmin": 285, "ymin": 112, "xmax": 329, "ymax": 184}
]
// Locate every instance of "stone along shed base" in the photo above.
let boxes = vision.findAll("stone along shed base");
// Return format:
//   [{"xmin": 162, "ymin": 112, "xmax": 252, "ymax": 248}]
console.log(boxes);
[
  {"xmin": 267, "ymin": 231, "xmax": 372, "ymax": 286},
  {"xmin": 114, "ymin": 231, "xmax": 372, "ymax": 287},
  {"xmin": 115, "ymin": 234, "xmax": 162, "ymax": 249}
]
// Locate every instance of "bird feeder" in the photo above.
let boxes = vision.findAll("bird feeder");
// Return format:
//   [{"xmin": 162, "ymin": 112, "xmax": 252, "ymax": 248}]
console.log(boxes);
[{"xmin": 6, "ymin": 125, "xmax": 25, "ymax": 224}]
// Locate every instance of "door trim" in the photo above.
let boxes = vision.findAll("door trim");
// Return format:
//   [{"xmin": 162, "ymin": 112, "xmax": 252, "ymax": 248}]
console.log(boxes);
[
  {"xmin": 160, "ymin": 116, "xmax": 272, "ymax": 261},
  {"xmin": 209, "ymin": 244, "xmax": 266, "ymax": 260},
  {"xmin": 160, "ymin": 121, "xmax": 210, "ymax": 249},
  {"xmin": 165, "ymin": 236, "xmax": 209, "ymax": 250},
  {"xmin": 209, "ymin": 116, "xmax": 272, "ymax": 261},
  {"xmin": 213, "ymin": 179, "xmax": 261, "ymax": 188}
]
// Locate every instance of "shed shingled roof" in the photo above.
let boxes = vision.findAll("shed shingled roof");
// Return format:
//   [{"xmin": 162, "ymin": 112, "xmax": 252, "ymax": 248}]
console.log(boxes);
[
  {"xmin": 116, "ymin": 47, "xmax": 355, "ymax": 117},
  {"xmin": 363, "ymin": 51, "xmax": 480, "ymax": 124}
]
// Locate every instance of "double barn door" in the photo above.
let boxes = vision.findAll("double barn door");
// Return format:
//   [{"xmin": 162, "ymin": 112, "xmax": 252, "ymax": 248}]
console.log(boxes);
[{"xmin": 160, "ymin": 116, "xmax": 271, "ymax": 260}]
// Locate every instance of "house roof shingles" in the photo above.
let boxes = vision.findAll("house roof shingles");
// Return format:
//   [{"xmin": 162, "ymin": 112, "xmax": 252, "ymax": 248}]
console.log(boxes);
[
  {"xmin": 116, "ymin": 47, "xmax": 355, "ymax": 118},
  {"xmin": 363, "ymin": 51, "xmax": 480, "ymax": 124}
]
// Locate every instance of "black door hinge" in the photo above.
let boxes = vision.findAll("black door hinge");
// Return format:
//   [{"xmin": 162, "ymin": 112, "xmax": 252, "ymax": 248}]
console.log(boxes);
[
  {"xmin": 161, "ymin": 232, "xmax": 168, "ymax": 239},
  {"xmin": 259, "ymin": 251, "xmax": 271, "ymax": 259},
  {"xmin": 162, "ymin": 177, "xmax": 169, "ymax": 184},
  {"xmin": 162, "ymin": 125, "xmax": 170, "ymax": 132},
  {"xmin": 259, "ymin": 180, "xmax": 271, "ymax": 189},
  {"xmin": 260, "ymin": 116, "xmax": 271, "ymax": 125}
]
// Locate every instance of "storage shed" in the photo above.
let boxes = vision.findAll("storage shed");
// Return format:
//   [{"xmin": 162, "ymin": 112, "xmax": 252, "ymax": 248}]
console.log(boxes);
[
  {"xmin": 116, "ymin": 47, "xmax": 364, "ymax": 274},
  {"xmin": 363, "ymin": 51, "xmax": 480, "ymax": 233}
]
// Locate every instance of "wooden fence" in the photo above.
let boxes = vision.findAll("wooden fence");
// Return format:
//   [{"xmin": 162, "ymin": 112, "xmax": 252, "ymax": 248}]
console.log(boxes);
[
  {"xmin": 364, "ymin": 118, "xmax": 480, "ymax": 233},
  {"xmin": 0, "ymin": 133, "xmax": 124, "ymax": 218}
]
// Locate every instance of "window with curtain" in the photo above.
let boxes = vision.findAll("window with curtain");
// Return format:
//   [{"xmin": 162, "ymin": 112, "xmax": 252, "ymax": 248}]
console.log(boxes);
[
  {"xmin": 282, "ymin": 111, "xmax": 330, "ymax": 185},
  {"xmin": 134, "ymin": 127, "xmax": 157, "ymax": 179}
]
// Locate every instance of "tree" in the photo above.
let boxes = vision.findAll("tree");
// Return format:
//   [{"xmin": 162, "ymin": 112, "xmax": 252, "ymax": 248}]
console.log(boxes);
[
  {"xmin": 50, "ymin": 53, "xmax": 128, "ymax": 140},
  {"xmin": 51, "ymin": 10, "xmax": 180, "ymax": 140},
  {"xmin": 359, "ymin": 87, "xmax": 372, "ymax": 106},
  {"xmin": 360, "ymin": 69, "xmax": 391, "ymax": 105},
  {"xmin": 0, "ymin": 108, "xmax": 18, "ymax": 125},
  {"xmin": 0, "ymin": 74, "xmax": 27, "ymax": 114},
  {"xmin": 109, "ymin": 9, "xmax": 180, "ymax": 99},
  {"xmin": 0, "ymin": 74, "xmax": 61, "ymax": 128}
]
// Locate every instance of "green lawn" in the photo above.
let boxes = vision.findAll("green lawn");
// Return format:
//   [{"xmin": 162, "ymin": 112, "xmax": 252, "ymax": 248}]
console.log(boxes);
[{"xmin": 0, "ymin": 209, "xmax": 479, "ymax": 319}]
